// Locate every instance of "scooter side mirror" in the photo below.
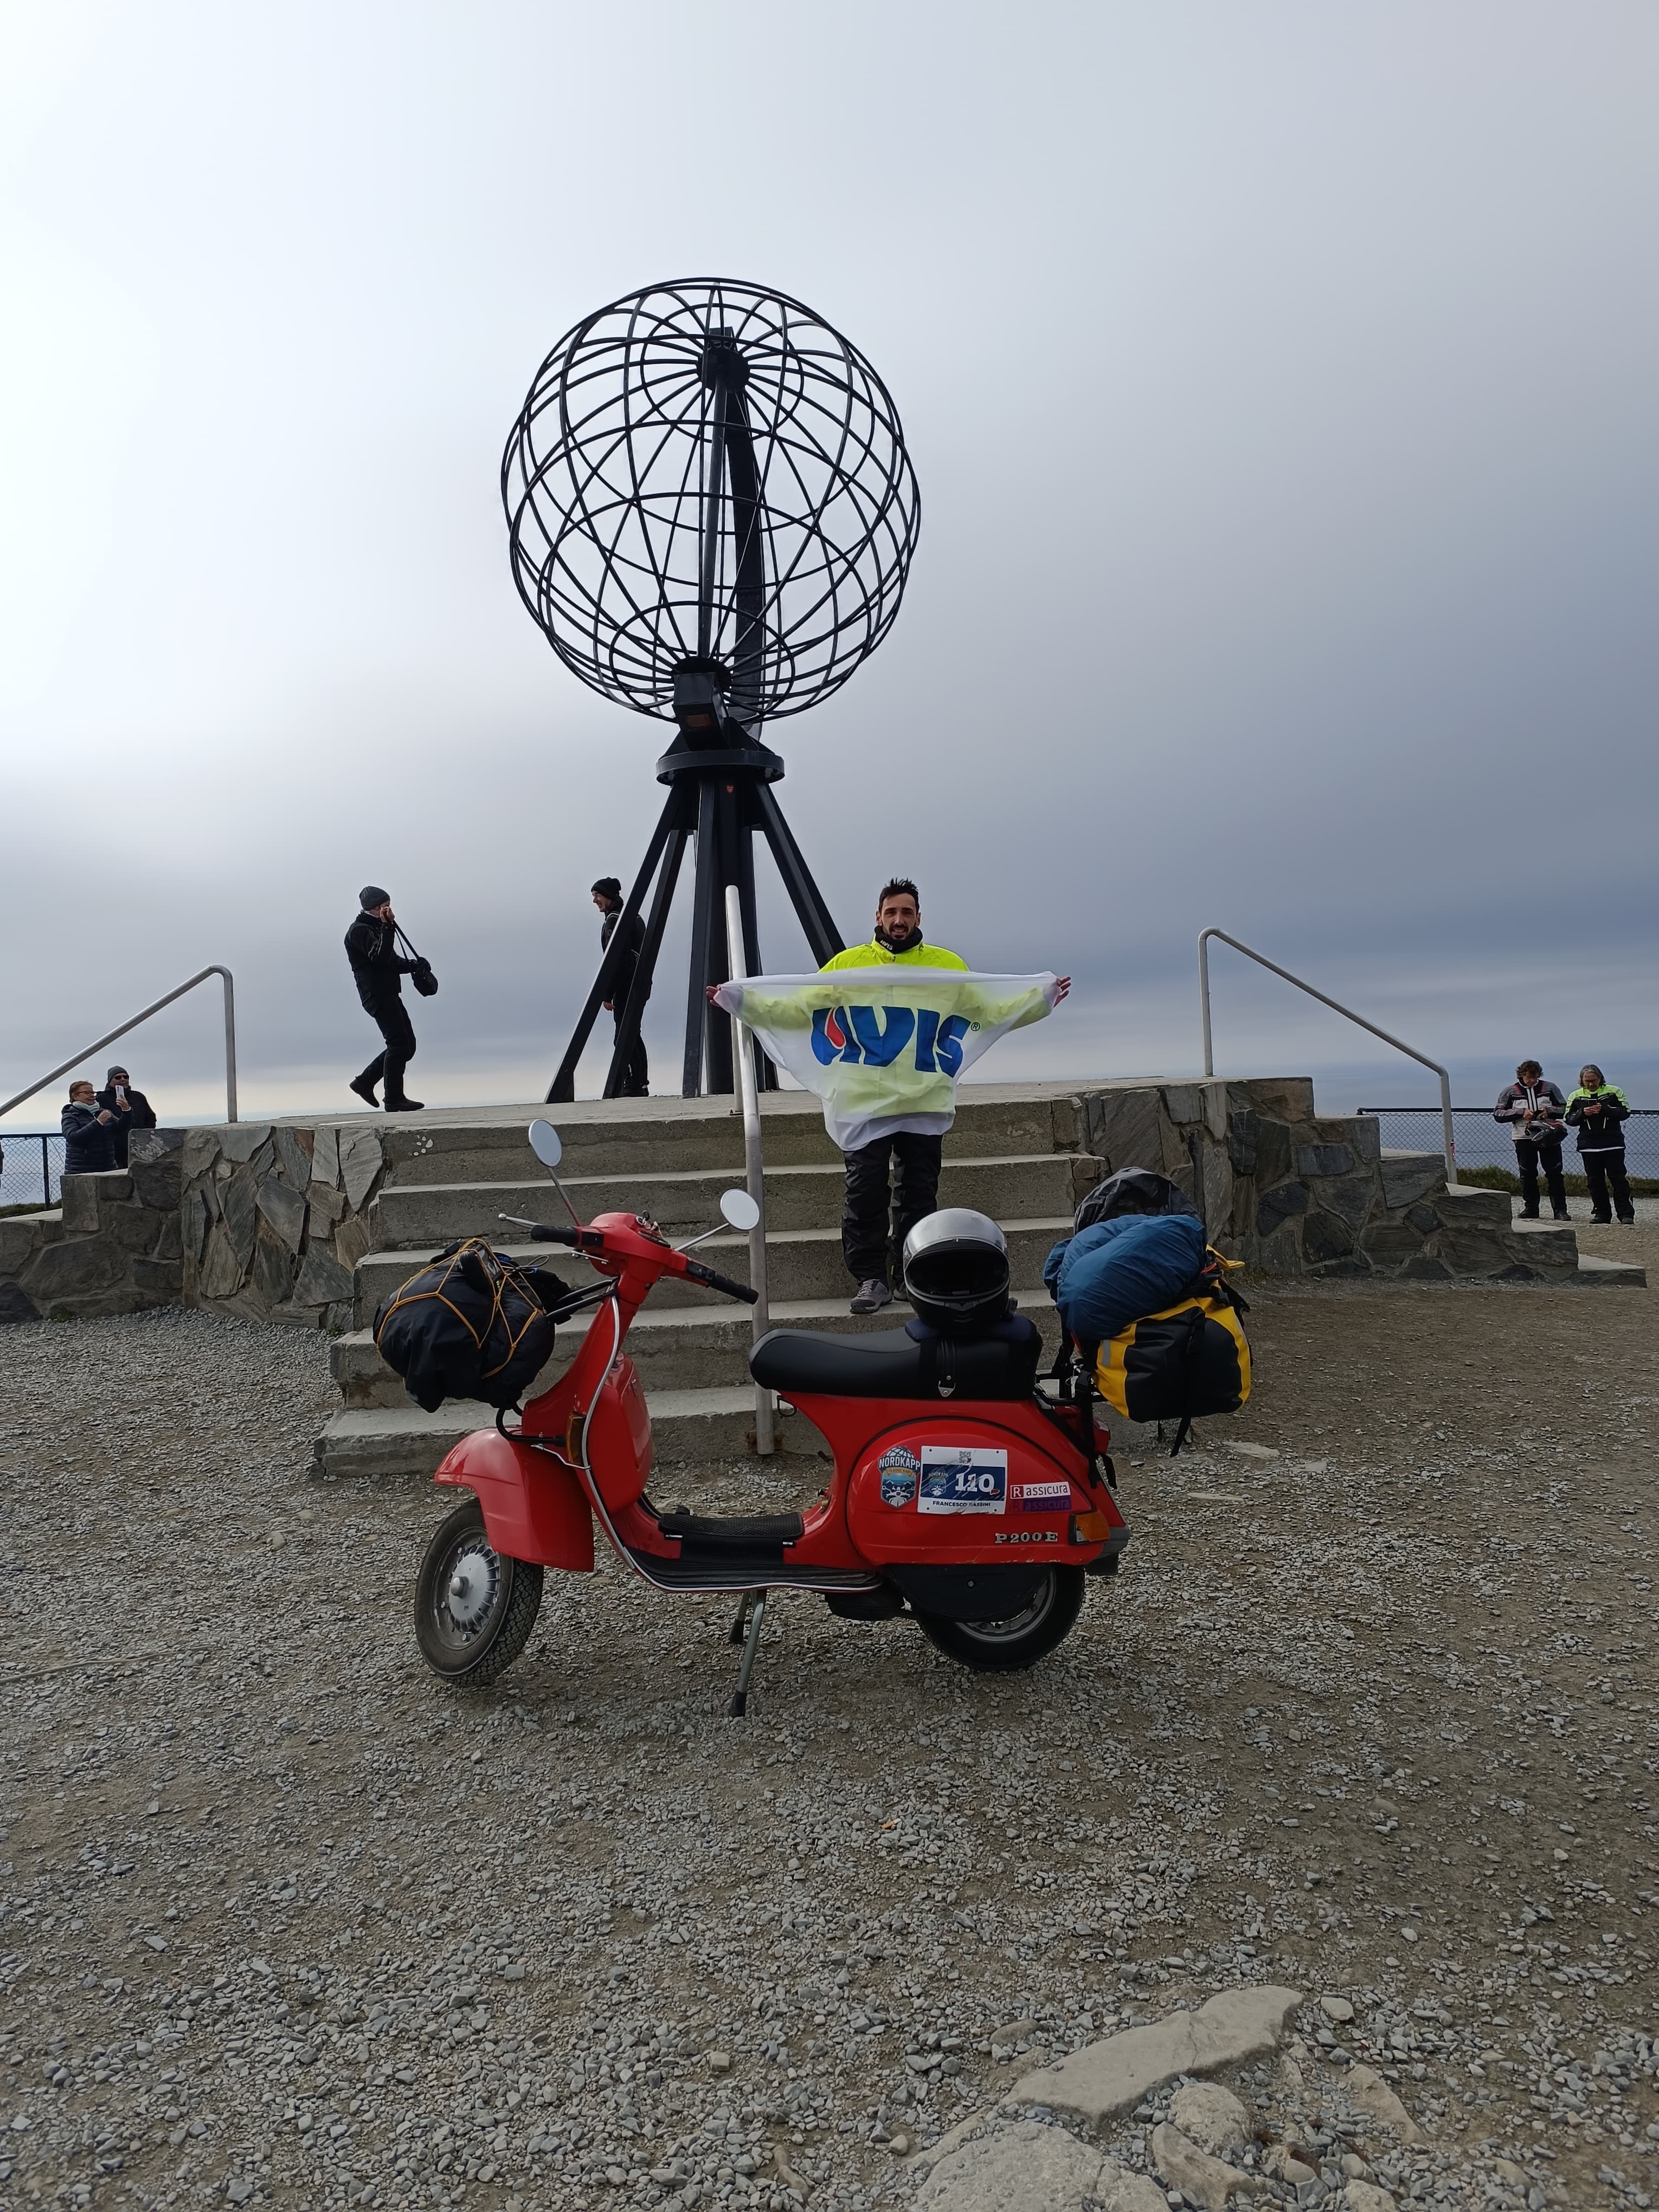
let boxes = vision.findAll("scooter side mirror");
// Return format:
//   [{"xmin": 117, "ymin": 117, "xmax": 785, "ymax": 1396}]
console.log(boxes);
[
  {"xmin": 528, "ymin": 1120, "xmax": 563, "ymax": 1170},
  {"xmin": 720, "ymin": 1187, "xmax": 761, "ymax": 1233}
]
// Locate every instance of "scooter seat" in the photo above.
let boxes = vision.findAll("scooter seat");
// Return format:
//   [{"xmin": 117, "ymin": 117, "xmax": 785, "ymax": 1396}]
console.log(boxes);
[{"xmin": 750, "ymin": 1317, "xmax": 1041, "ymax": 1401}]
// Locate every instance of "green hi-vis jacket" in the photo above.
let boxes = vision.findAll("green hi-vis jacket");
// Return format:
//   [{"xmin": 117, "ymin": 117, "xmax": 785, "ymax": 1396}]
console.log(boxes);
[{"xmin": 819, "ymin": 938, "xmax": 967, "ymax": 972}]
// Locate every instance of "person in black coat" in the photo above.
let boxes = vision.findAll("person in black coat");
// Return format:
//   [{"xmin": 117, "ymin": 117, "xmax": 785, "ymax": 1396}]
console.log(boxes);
[
  {"xmin": 591, "ymin": 876, "xmax": 648, "ymax": 1097},
  {"xmin": 345, "ymin": 885, "xmax": 424, "ymax": 1111},
  {"xmin": 62, "ymin": 1081, "xmax": 119, "ymax": 1175},
  {"xmin": 94, "ymin": 1065, "xmax": 157, "ymax": 1168}
]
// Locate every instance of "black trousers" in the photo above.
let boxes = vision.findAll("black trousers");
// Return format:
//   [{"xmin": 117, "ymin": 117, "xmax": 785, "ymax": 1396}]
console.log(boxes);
[
  {"xmin": 841, "ymin": 1131, "xmax": 943, "ymax": 1286},
  {"xmin": 612, "ymin": 1009, "xmax": 648, "ymax": 1097},
  {"xmin": 1513, "ymin": 1137, "xmax": 1566, "ymax": 1216},
  {"xmin": 357, "ymin": 998, "xmax": 416, "ymax": 1103},
  {"xmin": 1583, "ymin": 1149, "xmax": 1634, "ymax": 1223}
]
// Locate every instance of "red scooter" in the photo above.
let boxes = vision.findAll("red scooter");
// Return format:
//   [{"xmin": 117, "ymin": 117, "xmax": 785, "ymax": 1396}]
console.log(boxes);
[{"xmin": 414, "ymin": 1121, "xmax": 1128, "ymax": 1711}]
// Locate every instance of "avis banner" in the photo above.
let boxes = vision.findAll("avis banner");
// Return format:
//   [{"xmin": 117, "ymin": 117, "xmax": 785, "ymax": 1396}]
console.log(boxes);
[{"xmin": 710, "ymin": 968, "xmax": 1063, "ymax": 1153}]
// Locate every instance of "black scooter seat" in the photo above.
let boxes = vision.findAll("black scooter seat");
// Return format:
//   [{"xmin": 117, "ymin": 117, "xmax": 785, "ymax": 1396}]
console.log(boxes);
[{"xmin": 750, "ymin": 1317, "xmax": 1041, "ymax": 1401}]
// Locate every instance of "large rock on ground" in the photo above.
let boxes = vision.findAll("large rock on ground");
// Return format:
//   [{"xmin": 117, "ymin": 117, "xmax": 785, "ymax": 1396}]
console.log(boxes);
[
  {"xmin": 1009, "ymin": 1985, "xmax": 1302, "ymax": 2125},
  {"xmin": 1151, "ymin": 2120, "xmax": 1257, "ymax": 2209},
  {"xmin": 914, "ymin": 2120, "xmax": 1163, "ymax": 2212},
  {"xmin": 1168, "ymin": 2080, "xmax": 1252, "ymax": 2162}
]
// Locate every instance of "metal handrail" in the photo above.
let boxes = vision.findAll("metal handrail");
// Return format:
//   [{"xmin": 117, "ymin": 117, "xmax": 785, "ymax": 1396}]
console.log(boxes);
[
  {"xmin": 724, "ymin": 885, "xmax": 774, "ymax": 1455},
  {"xmin": 1198, "ymin": 929, "xmax": 1455, "ymax": 1182},
  {"xmin": 0, "ymin": 967, "xmax": 237, "ymax": 1125}
]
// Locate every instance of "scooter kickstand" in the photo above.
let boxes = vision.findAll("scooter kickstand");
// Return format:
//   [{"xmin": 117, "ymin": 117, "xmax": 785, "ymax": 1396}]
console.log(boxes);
[
  {"xmin": 727, "ymin": 1590, "xmax": 769, "ymax": 1719},
  {"xmin": 728, "ymin": 1593, "xmax": 754, "ymax": 1648}
]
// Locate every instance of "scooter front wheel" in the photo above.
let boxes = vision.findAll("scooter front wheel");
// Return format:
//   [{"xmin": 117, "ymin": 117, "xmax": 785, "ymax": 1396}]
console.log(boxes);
[
  {"xmin": 914, "ymin": 1567, "xmax": 1085, "ymax": 1673},
  {"xmin": 415, "ymin": 1497, "xmax": 543, "ymax": 1686}
]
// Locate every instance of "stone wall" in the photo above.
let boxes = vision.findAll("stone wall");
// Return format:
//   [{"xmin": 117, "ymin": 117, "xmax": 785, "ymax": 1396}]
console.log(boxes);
[
  {"xmin": 1076, "ymin": 1080, "xmax": 1574, "ymax": 1282},
  {"xmin": 179, "ymin": 1120, "xmax": 386, "ymax": 1330},
  {"xmin": 0, "ymin": 1129, "xmax": 184, "ymax": 1321}
]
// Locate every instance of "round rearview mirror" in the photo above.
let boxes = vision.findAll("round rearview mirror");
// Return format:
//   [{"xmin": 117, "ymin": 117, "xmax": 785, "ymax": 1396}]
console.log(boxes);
[
  {"xmin": 528, "ymin": 1119, "xmax": 563, "ymax": 1170},
  {"xmin": 719, "ymin": 1187, "xmax": 761, "ymax": 1233}
]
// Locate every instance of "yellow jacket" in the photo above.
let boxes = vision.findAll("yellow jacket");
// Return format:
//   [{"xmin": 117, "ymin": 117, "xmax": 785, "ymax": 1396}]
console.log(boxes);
[{"xmin": 819, "ymin": 937, "xmax": 967, "ymax": 973}]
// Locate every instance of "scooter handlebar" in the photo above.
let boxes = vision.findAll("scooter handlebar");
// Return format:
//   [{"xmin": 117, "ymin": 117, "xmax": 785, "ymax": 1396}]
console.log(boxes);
[{"xmin": 683, "ymin": 1259, "xmax": 760, "ymax": 1304}]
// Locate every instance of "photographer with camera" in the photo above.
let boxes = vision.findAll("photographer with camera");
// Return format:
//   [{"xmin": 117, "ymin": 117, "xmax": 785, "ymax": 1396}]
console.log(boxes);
[
  {"xmin": 345, "ymin": 885, "xmax": 434, "ymax": 1113},
  {"xmin": 1493, "ymin": 1059, "xmax": 1570, "ymax": 1220}
]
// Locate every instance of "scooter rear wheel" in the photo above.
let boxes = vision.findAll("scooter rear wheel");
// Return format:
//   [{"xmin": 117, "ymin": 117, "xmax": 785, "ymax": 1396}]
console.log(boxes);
[
  {"xmin": 913, "ymin": 1567, "xmax": 1085, "ymax": 1672},
  {"xmin": 415, "ymin": 1497, "xmax": 543, "ymax": 1686}
]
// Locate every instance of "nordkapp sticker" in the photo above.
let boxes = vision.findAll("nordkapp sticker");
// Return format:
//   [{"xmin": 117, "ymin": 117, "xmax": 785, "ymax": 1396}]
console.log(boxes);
[
  {"xmin": 877, "ymin": 1444, "xmax": 921, "ymax": 1509},
  {"xmin": 917, "ymin": 1446, "xmax": 1008, "ymax": 1515}
]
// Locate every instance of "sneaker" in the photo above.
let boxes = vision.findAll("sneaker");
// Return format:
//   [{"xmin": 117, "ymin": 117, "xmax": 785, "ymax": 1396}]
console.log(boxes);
[
  {"xmin": 1618, "ymin": 1216, "xmax": 1637, "ymax": 1226},
  {"xmin": 1552, "ymin": 1210, "xmax": 1570, "ymax": 1221},
  {"xmin": 1591, "ymin": 1213, "xmax": 1612, "ymax": 1225},
  {"xmin": 1518, "ymin": 1207, "xmax": 1540, "ymax": 1220},
  {"xmin": 850, "ymin": 1278, "xmax": 891, "ymax": 1315},
  {"xmin": 349, "ymin": 1074, "xmax": 379, "ymax": 1108},
  {"xmin": 384, "ymin": 1097, "xmax": 425, "ymax": 1113}
]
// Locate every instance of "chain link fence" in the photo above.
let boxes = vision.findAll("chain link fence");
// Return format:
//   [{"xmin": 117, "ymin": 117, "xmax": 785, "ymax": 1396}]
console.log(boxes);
[
  {"xmin": 0, "ymin": 1132, "xmax": 67, "ymax": 1214},
  {"xmin": 1360, "ymin": 1107, "xmax": 1659, "ymax": 1192}
]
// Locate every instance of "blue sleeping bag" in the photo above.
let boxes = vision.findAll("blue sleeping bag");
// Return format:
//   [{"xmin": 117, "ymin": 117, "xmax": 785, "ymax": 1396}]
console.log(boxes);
[{"xmin": 1043, "ymin": 1213, "xmax": 1208, "ymax": 1348}]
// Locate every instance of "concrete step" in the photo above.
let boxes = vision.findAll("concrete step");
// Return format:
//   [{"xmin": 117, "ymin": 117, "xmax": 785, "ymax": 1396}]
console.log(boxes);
[
  {"xmin": 311, "ymin": 1387, "xmax": 801, "ymax": 1482},
  {"xmin": 368, "ymin": 1153, "xmax": 1096, "ymax": 1251},
  {"xmin": 351, "ymin": 1217, "xmax": 1072, "ymax": 1328},
  {"xmin": 376, "ymin": 1090, "xmax": 1085, "ymax": 1186},
  {"xmin": 332, "ymin": 1286, "xmax": 1064, "ymax": 1409},
  {"xmin": 1571, "ymin": 1253, "xmax": 1647, "ymax": 1288}
]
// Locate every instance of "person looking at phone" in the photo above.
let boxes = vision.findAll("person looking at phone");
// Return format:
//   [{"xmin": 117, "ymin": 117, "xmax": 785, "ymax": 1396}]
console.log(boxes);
[
  {"xmin": 94, "ymin": 1065, "xmax": 157, "ymax": 1168},
  {"xmin": 1493, "ymin": 1059, "xmax": 1569, "ymax": 1220},
  {"xmin": 61, "ymin": 1080, "xmax": 119, "ymax": 1175},
  {"xmin": 345, "ymin": 886, "xmax": 424, "ymax": 1113},
  {"xmin": 1566, "ymin": 1064, "xmax": 1635, "ymax": 1225}
]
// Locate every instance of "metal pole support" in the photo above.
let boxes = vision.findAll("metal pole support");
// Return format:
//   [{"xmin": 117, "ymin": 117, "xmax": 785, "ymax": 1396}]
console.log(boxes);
[{"xmin": 724, "ymin": 885, "xmax": 774, "ymax": 1455}]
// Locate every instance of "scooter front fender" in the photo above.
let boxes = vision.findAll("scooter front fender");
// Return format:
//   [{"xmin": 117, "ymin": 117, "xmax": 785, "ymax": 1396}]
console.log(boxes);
[{"xmin": 434, "ymin": 1427, "xmax": 595, "ymax": 1572}]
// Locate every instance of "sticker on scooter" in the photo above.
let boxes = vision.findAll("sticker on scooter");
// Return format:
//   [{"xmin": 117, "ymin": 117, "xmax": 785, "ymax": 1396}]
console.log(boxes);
[
  {"xmin": 1017, "ymin": 1479, "xmax": 1071, "ymax": 1512},
  {"xmin": 917, "ymin": 1445, "xmax": 1008, "ymax": 1515},
  {"xmin": 877, "ymin": 1444, "xmax": 921, "ymax": 1508}
]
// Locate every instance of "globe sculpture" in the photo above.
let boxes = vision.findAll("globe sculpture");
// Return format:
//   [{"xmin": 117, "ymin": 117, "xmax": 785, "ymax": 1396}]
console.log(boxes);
[{"xmin": 503, "ymin": 278, "xmax": 921, "ymax": 1099}]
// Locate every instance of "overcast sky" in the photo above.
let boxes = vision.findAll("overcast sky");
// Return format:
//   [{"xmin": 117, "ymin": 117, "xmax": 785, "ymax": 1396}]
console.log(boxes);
[{"xmin": 3, "ymin": 2, "xmax": 1655, "ymax": 1127}]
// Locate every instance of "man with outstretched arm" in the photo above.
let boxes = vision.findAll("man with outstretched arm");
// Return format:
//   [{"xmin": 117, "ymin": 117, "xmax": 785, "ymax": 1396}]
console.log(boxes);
[{"xmin": 821, "ymin": 878, "xmax": 1069, "ymax": 1314}]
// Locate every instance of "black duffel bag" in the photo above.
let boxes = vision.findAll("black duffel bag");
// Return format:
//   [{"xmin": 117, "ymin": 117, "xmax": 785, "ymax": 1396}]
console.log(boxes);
[
  {"xmin": 374, "ymin": 1238, "xmax": 571, "ymax": 1412},
  {"xmin": 396, "ymin": 924, "xmax": 438, "ymax": 996}
]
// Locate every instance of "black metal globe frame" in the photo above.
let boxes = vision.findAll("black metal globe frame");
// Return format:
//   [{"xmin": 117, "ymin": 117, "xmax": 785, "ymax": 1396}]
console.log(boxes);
[{"xmin": 502, "ymin": 278, "xmax": 920, "ymax": 1100}]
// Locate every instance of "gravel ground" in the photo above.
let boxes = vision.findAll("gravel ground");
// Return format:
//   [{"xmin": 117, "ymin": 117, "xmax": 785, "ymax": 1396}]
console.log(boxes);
[{"xmin": 2, "ymin": 1289, "xmax": 1656, "ymax": 2212}]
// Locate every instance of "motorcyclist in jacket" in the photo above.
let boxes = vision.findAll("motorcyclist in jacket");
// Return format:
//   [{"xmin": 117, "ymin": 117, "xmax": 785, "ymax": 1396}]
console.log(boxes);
[
  {"xmin": 1493, "ymin": 1060, "xmax": 1569, "ymax": 1220},
  {"xmin": 1565, "ymin": 1064, "xmax": 1635, "ymax": 1225},
  {"xmin": 346, "ymin": 886, "xmax": 423, "ymax": 1112}
]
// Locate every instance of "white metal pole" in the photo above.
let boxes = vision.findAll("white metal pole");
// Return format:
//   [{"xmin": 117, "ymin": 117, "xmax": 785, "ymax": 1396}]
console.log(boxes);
[
  {"xmin": 1198, "ymin": 930, "xmax": 1215, "ymax": 1078},
  {"xmin": 723, "ymin": 886, "xmax": 774, "ymax": 1455}
]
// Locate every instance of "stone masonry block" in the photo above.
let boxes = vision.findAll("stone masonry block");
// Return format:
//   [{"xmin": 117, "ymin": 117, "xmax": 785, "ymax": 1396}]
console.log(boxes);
[
  {"xmin": 60, "ymin": 1171, "xmax": 132, "ymax": 1233},
  {"xmin": 1362, "ymin": 1223, "xmax": 1428, "ymax": 1265},
  {"xmin": 1295, "ymin": 1143, "xmax": 1354, "ymax": 1178},
  {"xmin": 340, "ymin": 1127, "xmax": 384, "ymax": 1212},
  {"xmin": 180, "ymin": 1127, "xmax": 221, "ymax": 1181},
  {"xmin": 1225, "ymin": 1109, "xmax": 1258, "ymax": 1175},
  {"xmin": 1320, "ymin": 1172, "xmax": 1380, "ymax": 1231},
  {"xmin": 294, "ymin": 1246, "xmax": 356, "ymax": 1307},
  {"xmin": 1083, "ymin": 1089, "xmax": 1167, "ymax": 1176},
  {"xmin": 1256, "ymin": 1180, "xmax": 1309, "ymax": 1236},
  {"xmin": 1301, "ymin": 1210, "xmax": 1356, "ymax": 1264},
  {"xmin": 129, "ymin": 1154, "xmax": 182, "ymax": 1211},
  {"xmin": 1434, "ymin": 1186, "xmax": 1510, "ymax": 1230},
  {"xmin": 0, "ymin": 1215, "xmax": 62, "ymax": 1272},
  {"xmin": 127, "ymin": 1126, "xmax": 184, "ymax": 1163},
  {"xmin": 221, "ymin": 1171, "xmax": 258, "ymax": 1269},
  {"xmin": 22, "ymin": 1232, "xmax": 129, "ymax": 1300},
  {"xmin": 1237, "ymin": 1078, "xmax": 1315, "ymax": 1122},
  {"xmin": 218, "ymin": 1122, "xmax": 273, "ymax": 1164},
  {"xmin": 1252, "ymin": 1118, "xmax": 1291, "ymax": 1188},
  {"xmin": 272, "ymin": 1124, "xmax": 313, "ymax": 1190},
  {"xmin": 256, "ymin": 1176, "xmax": 307, "ymax": 1253},
  {"xmin": 106, "ymin": 1202, "xmax": 163, "ymax": 1256},
  {"xmin": 311, "ymin": 1123, "xmax": 340, "ymax": 1189},
  {"xmin": 1380, "ymin": 1153, "xmax": 1445, "ymax": 1210},
  {"xmin": 0, "ymin": 1280, "xmax": 42, "ymax": 1324},
  {"xmin": 131, "ymin": 1258, "xmax": 183, "ymax": 1298}
]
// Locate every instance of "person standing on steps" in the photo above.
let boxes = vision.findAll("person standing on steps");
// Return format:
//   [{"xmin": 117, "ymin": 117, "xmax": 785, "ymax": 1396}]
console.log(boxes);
[
  {"xmin": 1493, "ymin": 1059, "xmax": 1569, "ymax": 1220},
  {"xmin": 591, "ymin": 877, "xmax": 649, "ymax": 1097},
  {"xmin": 1566, "ymin": 1064, "xmax": 1635, "ymax": 1225},
  {"xmin": 816, "ymin": 879, "xmax": 1070, "ymax": 1316},
  {"xmin": 345, "ymin": 886, "xmax": 424, "ymax": 1113}
]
